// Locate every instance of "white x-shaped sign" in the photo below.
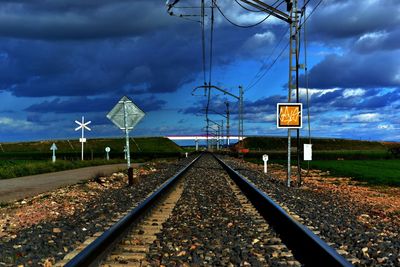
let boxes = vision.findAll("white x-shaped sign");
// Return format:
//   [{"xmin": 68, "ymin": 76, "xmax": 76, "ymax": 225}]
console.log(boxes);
[{"xmin": 75, "ymin": 117, "xmax": 91, "ymax": 131}]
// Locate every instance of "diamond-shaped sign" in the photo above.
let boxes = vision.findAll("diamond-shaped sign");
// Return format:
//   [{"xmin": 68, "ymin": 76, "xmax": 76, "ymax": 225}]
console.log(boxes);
[{"xmin": 107, "ymin": 96, "xmax": 145, "ymax": 132}]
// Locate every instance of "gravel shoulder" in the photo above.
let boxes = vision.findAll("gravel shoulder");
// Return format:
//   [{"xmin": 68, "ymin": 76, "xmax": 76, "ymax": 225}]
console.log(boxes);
[
  {"xmin": 0, "ymin": 163, "xmax": 128, "ymax": 203},
  {"xmin": 221, "ymin": 156, "xmax": 400, "ymax": 267},
  {"xmin": 0, "ymin": 157, "xmax": 195, "ymax": 266}
]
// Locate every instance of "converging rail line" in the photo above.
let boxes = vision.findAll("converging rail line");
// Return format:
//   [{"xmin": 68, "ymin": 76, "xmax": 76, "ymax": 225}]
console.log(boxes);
[{"xmin": 61, "ymin": 153, "xmax": 352, "ymax": 267}]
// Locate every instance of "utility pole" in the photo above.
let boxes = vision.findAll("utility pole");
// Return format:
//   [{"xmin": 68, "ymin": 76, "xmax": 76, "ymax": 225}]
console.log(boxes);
[
  {"xmin": 225, "ymin": 101, "xmax": 230, "ymax": 146},
  {"xmin": 287, "ymin": 0, "xmax": 300, "ymax": 187},
  {"xmin": 238, "ymin": 85, "xmax": 244, "ymax": 151},
  {"xmin": 221, "ymin": 119, "xmax": 224, "ymax": 148},
  {"xmin": 237, "ymin": 0, "xmax": 302, "ymax": 187},
  {"xmin": 193, "ymin": 84, "xmax": 243, "ymax": 151}
]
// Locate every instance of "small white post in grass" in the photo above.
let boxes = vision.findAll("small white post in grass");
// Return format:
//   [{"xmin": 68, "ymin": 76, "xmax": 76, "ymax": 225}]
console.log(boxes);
[
  {"xmin": 105, "ymin": 147, "xmax": 111, "ymax": 161},
  {"xmin": 263, "ymin": 154, "xmax": 269, "ymax": 174},
  {"xmin": 75, "ymin": 116, "xmax": 91, "ymax": 161},
  {"xmin": 185, "ymin": 152, "xmax": 188, "ymax": 158},
  {"xmin": 50, "ymin": 143, "xmax": 57, "ymax": 163}
]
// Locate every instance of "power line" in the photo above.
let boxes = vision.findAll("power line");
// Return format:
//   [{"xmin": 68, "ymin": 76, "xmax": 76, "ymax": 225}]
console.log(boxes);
[
  {"xmin": 298, "ymin": 0, "xmax": 323, "ymax": 30},
  {"xmin": 303, "ymin": 1, "xmax": 311, "ymax": 144},
  {"xmin": 247, "ymin": 27, "xmax": 289, "ymax": 90},
  {"xmin": 247, "ymin": 41, "xmax": 289, "ymax": 90},
  {"xmin": 209, "ymin": 0, "xmax": 215, "ymax": 86},
  {"xmin": 235, "ymin": 0, "xmax": 274, "ymax": 13},
  {"xmin": 201, "ymin": 0, "xmax": 206, "ymax": 84},
  {"xmin": 214, "ymin": 0, "xmax": 285, "ymax": 28},
  {"xmin": 246, "ymin": 0, "xmax": 322, "ymax": 90}
]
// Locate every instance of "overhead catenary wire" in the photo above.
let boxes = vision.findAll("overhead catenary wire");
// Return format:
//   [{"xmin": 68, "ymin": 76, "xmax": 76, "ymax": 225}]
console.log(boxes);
[
  {"xmin": 201, "ymin": 0, "xmax": 207, "ymax": 85},
  {"xmin": 246, "ymin": 0, "xmax": 320, "ymax": 91},
  {"xmin": 298, "ymin": 0, "xmax": 324, "ymax": 30},
  {"xmin": 235, "ymin": 0, "xmax": 283, "ymax": 13},
  {"xmin": 246, "ymin": 27, "xmax": 290, "ymax": 90},
  {"xmin": 303, "ymin": 0, "xmax": 312, "ymax": 176},
  {"xmin": 234, "ymin": 0, "xmax": 266, "ymax": 12},
  {"xmin": 247, "ymin": 40, "xmax": 290, "ymax": 91},
  {"xmin": 214, "ymin": 0, "xmax": 285, "ymax": 28},
  {"xmin": 208, "ymin": 0, "xmax": 215, "ymax": 86}
]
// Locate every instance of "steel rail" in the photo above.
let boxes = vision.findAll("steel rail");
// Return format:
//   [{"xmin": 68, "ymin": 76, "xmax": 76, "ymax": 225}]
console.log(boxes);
[
  {"xmin": 214, "ymin": 155, "xmax": 353, "ymax": 267},
  {"xmin": 65, "ymin": 153, "xmax": 202, "ymax": 267}
]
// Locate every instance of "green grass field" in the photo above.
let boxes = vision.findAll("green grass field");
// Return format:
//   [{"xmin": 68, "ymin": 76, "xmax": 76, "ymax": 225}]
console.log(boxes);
[
  {"xmin": 244, "ymin": 157, "xmax": 400, "ymax": 186},
  {"xmin": 0, "ymin": 137, "xmax": 183, "ymax": 160},
  {"xmin": 0, "ymin": 159, "xmax": 125, "ymax": 180},
  {"xmin": 242, "ymin": 136, "xmax": 389, "ymax": 151},
  {"xmin": 0, "ymin": 137, "xmax": 184, "ymax": 179},
  {"xmin": 304, "ymin": 160, "xmax": 400, "ymax": 186}
]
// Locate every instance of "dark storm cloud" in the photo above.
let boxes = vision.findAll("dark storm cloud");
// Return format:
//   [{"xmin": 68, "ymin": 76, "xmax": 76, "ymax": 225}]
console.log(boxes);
[
  {"xmin": 300, "ymin": 51, "xmax": 400, "ymax": 89},
  {"xmin": 309, "ymin": 88, "xmax": 400, "ymax": 112},
  {"xmin": 308, "ymin": 0, "xmax": 400, "ymax": 42},
  {"xmin": 25, "ymin": 95, "xmax": 166, "ymax": 114},
  {"xmin": 0, "ymin": 16, "xmax": 273, "ymax": 98},
  {"xmin": 353, "ymin": 29, "xmax": 400, "ymax": 54},
  {"xmin": 0, "ymin": 0, "xmax": 177, "ymax": 40},
  {"xmin": 183, "ymin": 88, "xmax": 400, "ymax": 124},
  {"xmin": 0, "ymin": 32, "xmax": 200, "ymax": 97}
]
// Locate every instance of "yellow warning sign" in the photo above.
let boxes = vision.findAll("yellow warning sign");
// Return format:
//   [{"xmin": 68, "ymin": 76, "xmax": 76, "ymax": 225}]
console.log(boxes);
[{"xmin": 277, "ymin": 103, "xmax": 302, "ymax": 129}]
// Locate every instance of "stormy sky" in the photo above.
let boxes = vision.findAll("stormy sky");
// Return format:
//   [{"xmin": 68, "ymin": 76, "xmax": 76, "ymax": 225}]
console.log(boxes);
[{"xmin": 0, "ymin": 0, "xmax": 399, "ymax": 142}]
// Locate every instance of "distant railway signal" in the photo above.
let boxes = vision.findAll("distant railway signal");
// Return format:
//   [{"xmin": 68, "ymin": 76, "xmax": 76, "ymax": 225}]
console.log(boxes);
[{"xmin": 75, "ymin": 116, "xmax": 91, "ymax": 161}]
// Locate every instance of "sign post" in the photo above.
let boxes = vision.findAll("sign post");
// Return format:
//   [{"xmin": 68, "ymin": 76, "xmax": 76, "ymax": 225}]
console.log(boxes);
[
  {"xmin": 277, "ymin": 103, "xmax": 302, "ymax": 187},
  {"xmin": 105, "ymin": 147, "xmax": 111, "ymax": 161},
  {"xmin": 262, "ymin": 154, "xmax": 268, "ymax": 174},
  {"xmin": 50, "ymin": 143, "xmax": 57, "ymax": 163},
  {"xmin": 75, "ymin": 116, "xmax": 91, "ymax": 161},
  {"xmin": 107, "ymin": 96, "xmax": 145, "ymax": 168}
]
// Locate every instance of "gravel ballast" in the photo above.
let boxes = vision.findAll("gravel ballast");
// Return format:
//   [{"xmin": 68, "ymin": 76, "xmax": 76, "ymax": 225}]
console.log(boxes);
[
  {"xmin": 0, "ymin": 156, "xmax": 196, "ymax": 266},
  {"xmin": 220, "ymin": 155, "xmax": 400, "ymax": 267},
  {"xmin": 147, "ymin": 154, "xmax": 300, "ymax": 266}
]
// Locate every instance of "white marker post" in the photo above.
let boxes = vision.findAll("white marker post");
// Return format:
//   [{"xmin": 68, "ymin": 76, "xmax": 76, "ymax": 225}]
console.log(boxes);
[
  {"xmin": 262, "ymin": 154, "xmax": 269, "ymax": 174},
  {"xmin": 105, "ymin": 147, "xmax": 111, "ymax": 160},
  {"xmin": 304, "ymin": 144, "xmax": 312, "ymax": 161},
  {"xmin": 75, "ymin": 116, "xmax": 91, "ymax": 161},
  {"xmin": 50, "ymin": 143, "xmax": 57, "ymax": 163},
  {"xmin": 195, "ymin": 137, "xmax": 199, "ymax": 151},
  {"xmin": 185, "ymin": 152, "xmax": 188, "ymax": 158}
]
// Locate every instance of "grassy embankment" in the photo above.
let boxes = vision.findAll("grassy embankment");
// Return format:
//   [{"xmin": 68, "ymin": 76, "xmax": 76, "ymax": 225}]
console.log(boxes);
[
  {"xmin": 241, "ymin": 137, "xmax": 400, "ymax": 186},
  {"xmin": 0, "ymin": 137, "xmax": 183, "ymax": 179}
]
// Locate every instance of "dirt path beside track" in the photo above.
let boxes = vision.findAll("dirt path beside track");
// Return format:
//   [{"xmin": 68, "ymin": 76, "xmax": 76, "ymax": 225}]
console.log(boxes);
[{"xmin": 0, "ymin": 163, "xmax": 129, "ymax": 203}]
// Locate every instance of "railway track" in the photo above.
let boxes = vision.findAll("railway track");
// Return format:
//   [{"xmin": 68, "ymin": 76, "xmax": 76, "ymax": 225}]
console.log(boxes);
[{"xmin": 60, "ymin": 153, "xmax": 352, "ymax": 267}]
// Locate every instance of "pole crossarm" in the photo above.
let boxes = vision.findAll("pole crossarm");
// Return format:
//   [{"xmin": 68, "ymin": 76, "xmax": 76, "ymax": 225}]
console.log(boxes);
[
  {"xmin": 207, "ymin": 118, "xmax": 221, "ymax": 127},
  {"xmin": 193, "ymin": 85, "xmax": 239, "ymax": 100},
  {"xmin": 239, "ymin": 0, "xmax": 291, "ymax": 23}
]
